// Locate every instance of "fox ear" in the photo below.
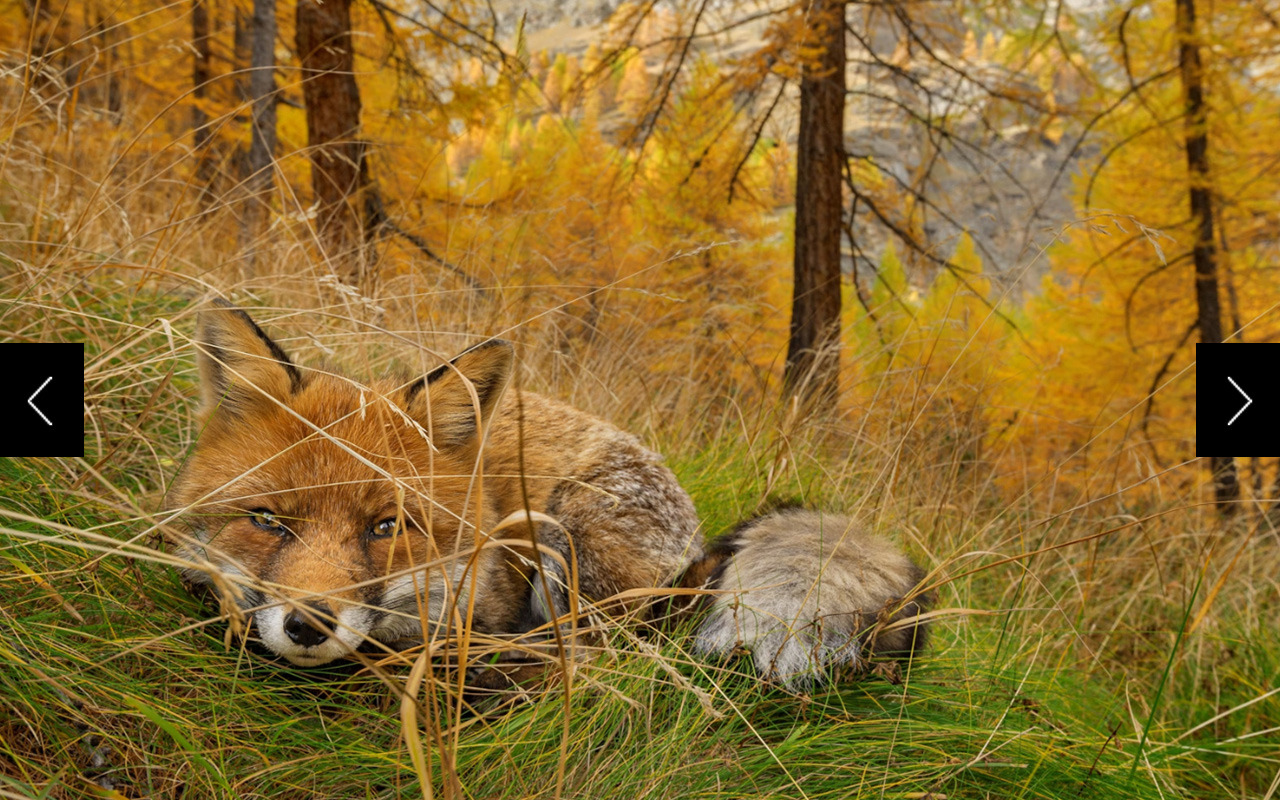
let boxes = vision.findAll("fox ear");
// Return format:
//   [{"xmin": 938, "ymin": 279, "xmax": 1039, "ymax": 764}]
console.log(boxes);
[
  {"xmin": 405, "ymin": 340, "xmax": 513, "ymax": 450},
  {"xmin": 195, "ymin": 299, "xmax": 302, "ymax": 415}
]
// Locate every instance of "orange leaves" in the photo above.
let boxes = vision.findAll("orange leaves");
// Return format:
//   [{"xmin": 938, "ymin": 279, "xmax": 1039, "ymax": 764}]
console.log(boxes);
[
  {"xmin": 746, "ymin": 3, "xmax": 846, "ymax": 84},
  {"xmin": 990, "ymin": 0, "xmax": 1280, "ymax": 498},
  {"xmin": 615, "ymin": 50, "xmax": 653, "ymax": 121},
  {"xmin": 367, "ymin": 42, "xmax": 791, "ymax": 396}
]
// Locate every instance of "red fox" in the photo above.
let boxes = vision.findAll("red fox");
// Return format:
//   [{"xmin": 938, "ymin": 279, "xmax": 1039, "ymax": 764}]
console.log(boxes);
[{"xmin": 166, "ymin": 301, "xmax": 930, "ymax": 686}]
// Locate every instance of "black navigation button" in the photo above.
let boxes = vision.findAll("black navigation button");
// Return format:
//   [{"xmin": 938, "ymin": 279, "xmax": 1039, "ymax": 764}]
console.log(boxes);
[
  {"xmin": 1, "ymin": 344, "xmax": 84, "ymax": 456},
  {"xmin": 1196, "ymin": 344, "xmax": 1279, "ymax": 456}
]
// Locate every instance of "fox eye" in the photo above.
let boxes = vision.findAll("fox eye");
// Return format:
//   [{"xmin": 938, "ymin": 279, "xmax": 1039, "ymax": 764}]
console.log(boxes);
[
  {"xmin": 368, "ymin": 517, "xmax": 401, "ymax": 539},
  {"xmin": 248, "ymin": 508, "xmax": 289, "ymax": 535}
]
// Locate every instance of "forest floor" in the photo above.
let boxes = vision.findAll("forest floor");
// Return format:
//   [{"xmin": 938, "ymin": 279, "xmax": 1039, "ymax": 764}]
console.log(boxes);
[{"xmin": 2, "ymin": 284, "xmax": 1276, "ymax": 800}]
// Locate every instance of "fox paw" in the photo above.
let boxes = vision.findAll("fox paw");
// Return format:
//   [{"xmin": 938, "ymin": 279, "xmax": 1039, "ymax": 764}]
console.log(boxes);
[{"xmin": 694, "ymin": 599, "xmax": 866, "ymax": 688}]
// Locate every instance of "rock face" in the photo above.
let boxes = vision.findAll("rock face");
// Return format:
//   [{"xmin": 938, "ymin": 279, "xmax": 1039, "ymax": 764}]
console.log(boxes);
[
  {"xmin": 844, "ymin": 113, "xmax": 1083, "ymax": 296},
  {"xmin": 490, "ymin": 0, "xmax": 620, "ymax": 38}
]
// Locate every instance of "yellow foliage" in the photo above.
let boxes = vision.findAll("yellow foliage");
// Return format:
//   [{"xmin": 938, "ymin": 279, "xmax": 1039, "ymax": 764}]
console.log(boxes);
[
  {"xmin": 616, "ymin": 50, "xmax": 652, "ymax": 121},
  {"xmin": 7, "ymin": 0, "xmax": 1276, "ymax": 511},
  {"xmin": 843, "ymin": 236, "xmax": 1006, "ymax": 474},
  {"xmin": 990, "ymin": 0, "xmax": 1280, "ymax": 502}
]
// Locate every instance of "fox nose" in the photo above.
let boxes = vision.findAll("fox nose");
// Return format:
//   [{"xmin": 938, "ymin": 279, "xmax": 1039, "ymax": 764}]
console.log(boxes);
[{"xmin": 283, "ymin": 603, "xmax": 333, "ymax": 648}]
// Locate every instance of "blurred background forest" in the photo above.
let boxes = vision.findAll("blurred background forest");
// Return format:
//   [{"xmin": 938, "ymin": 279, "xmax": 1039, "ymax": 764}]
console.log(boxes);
[
  {"xmin": 2, "ymin": 1, "xmax": 1280, "ymax": 798},
  {"xmin": 5, "ymin": 0, "xmax": 1279, "ymax": 509}
]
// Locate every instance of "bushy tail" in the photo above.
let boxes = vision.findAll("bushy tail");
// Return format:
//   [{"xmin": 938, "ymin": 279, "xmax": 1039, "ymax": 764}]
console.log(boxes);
[{"xmin": 682, "ymin": 508, "xmax": 933, "ymax": 689}]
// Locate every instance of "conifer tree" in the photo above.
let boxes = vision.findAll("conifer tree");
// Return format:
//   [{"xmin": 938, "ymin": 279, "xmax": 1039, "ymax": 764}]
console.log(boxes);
[
  {"xmin": 1176, "ymin": 0, "xmax": 1238, "ymax": 511},
  {"xmin": 190, "ymin": 0, "xmax": 214, "ymax": 199},
  {"xmin": 247, "ymin": 0, "xmax": 277, "ymax": 199},
  {"xmin": 784, "ymin": 0, "xmax": 847, "ymax": 410},
  {"xmin": 296, "ymin": 0, "xmax": 368, "ymax": 277}
]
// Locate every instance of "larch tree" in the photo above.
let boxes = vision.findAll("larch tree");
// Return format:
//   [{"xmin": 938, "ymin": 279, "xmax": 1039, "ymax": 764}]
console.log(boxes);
[
  {"xmin": 784, "ymin": 0, "xmax": 847, "ymax": 410},
  {"xmin": 621, "ymin": 0, "xmax": 1059, "ymax": 413},
  {"xmin": 247, "ymin": 0, "xmax": 277, "ymax": 199},
  {"xmin": 1004, "ymin": 0, "xmax": 1280, "ymax": 506},
  {"xmin": 296, "ymin": 0, "xmax": 368, "ymax": 277},
  {"xmin": 191, "ymin": 0, "xmax": 214, "ymax": 198},
  {"xmin": 1176, "ymin": 0, "xmax": 1239, "ymax": 511},
  {"xmin": 233, "ymin": 7, "xmax": 251, "ymax": 109}
]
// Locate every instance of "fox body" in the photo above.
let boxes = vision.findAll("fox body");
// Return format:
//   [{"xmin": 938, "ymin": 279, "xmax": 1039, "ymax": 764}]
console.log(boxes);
[{"xmin": 167, "ymin": 302, "xmax": 929, "ymax": 685}]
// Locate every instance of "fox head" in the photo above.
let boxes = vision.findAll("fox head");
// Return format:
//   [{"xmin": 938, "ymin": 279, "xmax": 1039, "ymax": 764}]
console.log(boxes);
[{"xmin": 165, "ymin": 300, "xmax": 522, "ymax": 666}]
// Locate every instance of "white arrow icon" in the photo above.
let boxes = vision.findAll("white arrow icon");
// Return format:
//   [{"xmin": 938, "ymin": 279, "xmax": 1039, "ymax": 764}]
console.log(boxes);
[
  {"xmin": 1227, "ymin": 376, "xmax": 1252, "ymax": 426},
  {"xmin": 28, "ymin": 376, "xmax": 52, "ymax": 426}
]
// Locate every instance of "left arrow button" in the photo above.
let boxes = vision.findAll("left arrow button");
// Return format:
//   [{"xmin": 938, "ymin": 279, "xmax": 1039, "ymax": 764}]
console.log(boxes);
[
  {"xmin": 28, "ymin": 376, "xmax": 53, "ymax": 426},
  {"xmin": 3, "ymin": 344, "xmax": 81, "ymax": 455}
]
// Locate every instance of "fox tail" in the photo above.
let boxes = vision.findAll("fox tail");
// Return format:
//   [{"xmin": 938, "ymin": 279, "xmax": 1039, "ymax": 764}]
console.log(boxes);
[{"xmin": 683, "ymin": 508, "xmax": 933, "ymax": 689}]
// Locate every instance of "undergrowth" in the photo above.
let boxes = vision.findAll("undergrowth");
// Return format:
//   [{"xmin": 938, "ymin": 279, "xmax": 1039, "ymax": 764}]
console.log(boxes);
[
  {"xmin": 1, "ymin": 294, "xmax": 1276, "ymax": 799},
  {"xmin": 2, "ymin": 42, "xmax": 1277, "ymax": 800},
  {"xmin": 3, "ymin": 444, "xmax": 1213, "ymax": 800}
]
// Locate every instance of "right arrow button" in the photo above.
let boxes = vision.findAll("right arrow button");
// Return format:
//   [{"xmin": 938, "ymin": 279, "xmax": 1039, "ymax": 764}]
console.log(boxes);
[{"xmin": 1226, "ymin": 376, "xmax": 1252, "ymax": 426}]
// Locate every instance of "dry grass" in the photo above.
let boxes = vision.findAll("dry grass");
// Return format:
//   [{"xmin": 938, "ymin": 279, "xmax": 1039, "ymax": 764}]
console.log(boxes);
[{"xmin": 3, "ymin": 38, "xmax": 1279, "ymax": 800}]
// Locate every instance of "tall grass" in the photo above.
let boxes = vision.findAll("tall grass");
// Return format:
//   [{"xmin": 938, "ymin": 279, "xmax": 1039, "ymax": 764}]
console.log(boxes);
[{"xmin": 3, "ymin": 35, "xmax": 1278, "ymax": 800}]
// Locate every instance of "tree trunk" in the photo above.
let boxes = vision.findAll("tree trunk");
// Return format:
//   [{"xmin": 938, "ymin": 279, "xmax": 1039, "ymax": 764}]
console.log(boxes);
[
  {"xmin": 784, "ymin": 0, "xmax": 847, "ymax": 410},
  {"xmin": 22, "ymin": 0, "xmax": 58, "ymax": 83},
  {"xmin": 228, "ymin": 7, "xmax": 251, "ymax": 183},
  {"xmin": 1270, "ymin": 459, "xmax": 1280, "ymax": 532},
  {"xmin": 247, "ymin": 0, "xmax": 277, "ymax": 197},
  {"xmin": 191, "ymin": 0, "xmax": 214, "ymax": 199},
  {"xmin": 1176, "ymin": 0, "xmax": 1239, "ymax": 513},
  {"xmin": 233, "ymin": 8, "xmax": 251, "ymax": 106},
  {"xmin": 98, "ymin": 9, "xmax": 122, "ymax": 123},
  {"xmin": 296, "ymin": 0, "xmax": 367, "ymax": 274}
]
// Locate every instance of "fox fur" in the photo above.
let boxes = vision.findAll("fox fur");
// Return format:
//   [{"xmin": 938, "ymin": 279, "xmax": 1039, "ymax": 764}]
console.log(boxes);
[
  {"xmin": 688, "ymin": 508, "xmax": 932, "ymax": 686},
  {"xmin": 166, "ymin": 300, "xmax": 930, "ymax": 686}
]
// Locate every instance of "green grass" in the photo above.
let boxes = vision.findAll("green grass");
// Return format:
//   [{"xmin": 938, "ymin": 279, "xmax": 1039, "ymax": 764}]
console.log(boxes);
[
  {"xmin": 2, "ymin": 446, "xmax": 1246, "ymax": 800},
  {"xmin": 3, "ymin": 290, "xmax": 1277, "ymax": 800}
]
